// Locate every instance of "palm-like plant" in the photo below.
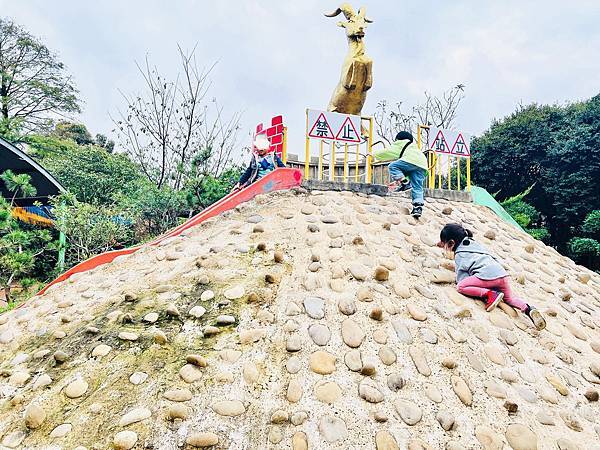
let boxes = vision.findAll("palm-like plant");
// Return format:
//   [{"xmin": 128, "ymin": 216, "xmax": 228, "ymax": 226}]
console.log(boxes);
[{"xmin": 0, "ymin": 170, "xmax": 37, "ymax": 206}]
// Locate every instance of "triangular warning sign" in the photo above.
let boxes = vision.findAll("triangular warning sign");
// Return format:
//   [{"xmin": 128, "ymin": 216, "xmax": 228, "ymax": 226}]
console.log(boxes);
[
  {"xmin": 451, "ymin": 133, "xmax": 470, "ymax": 156},
  {"xmin": 335, "ymin": 116, "xmax": 361, "ymax": 143},
  {"xmin": 308, "ymin": 112, "xmax": 335, "ymax": 140},
  {"xmin": 430, "ymin": 129, "xmax": 450, "ymax": 154}
]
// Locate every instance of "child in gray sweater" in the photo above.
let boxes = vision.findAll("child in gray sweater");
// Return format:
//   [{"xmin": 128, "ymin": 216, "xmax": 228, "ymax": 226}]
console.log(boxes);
[{"xmin": 437, "ymin": 223, "xmax": 545, "ymax": 330}]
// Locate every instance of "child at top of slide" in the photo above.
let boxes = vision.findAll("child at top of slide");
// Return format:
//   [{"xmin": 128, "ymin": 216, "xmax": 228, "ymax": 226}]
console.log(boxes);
[
  {"xmin": 234, "ymin": 134, "xmax": 285, "ymax": 190},
  {"xmin": 437, "ymin": 223, "xmax": 546, "ymax": 330}
]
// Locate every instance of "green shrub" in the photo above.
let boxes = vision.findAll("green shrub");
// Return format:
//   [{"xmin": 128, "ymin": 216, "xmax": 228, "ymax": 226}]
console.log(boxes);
[
  {"xmin": 185, "ymin": 167, "xmax": 242, "ymax": 211},
  {"xmin": 52, "ymin": 194, "xmax": 134, "ymax": 267},
  {"xmin": 568, "ymin": 237, "xmax": 600, "ymax": 269},
  {"xmin": 503, "ymin": 200, "xmax": 540, "ymax": 228},
  {"xmin": 114, "ymin": 181, "xmax": 187, "ymax": 240},
  {"xmin": 569, "ymin": 237, "xmax": 600, "ymax": 257},
  {"xmin": 527, "ymin": 227, "xmax": 551, "ymax": 243},
  {"xmin": 582, "ymin": 210, "xmax": 600, "ymax": 237}
]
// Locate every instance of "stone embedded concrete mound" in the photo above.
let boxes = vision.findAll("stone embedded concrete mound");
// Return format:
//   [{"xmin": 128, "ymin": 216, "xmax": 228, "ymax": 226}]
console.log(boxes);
[{"xmin": 1, "ymin": 188, "xmax": 599, "ymax": 450}]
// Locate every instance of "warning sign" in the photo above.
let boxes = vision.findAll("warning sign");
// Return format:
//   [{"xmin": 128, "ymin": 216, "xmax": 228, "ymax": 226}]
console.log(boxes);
[
  {"xmin": 430, "ymin": 129, "xmax": 451, "ymax": 154},
  {"xmin": 450, "ymin": 133, "xmax": 470, "ymax": 156},
  {"xmin": 335, "ymin": 116, "xmax": 361, "ymax": 143},
  {"xmin": 428, "ymin": 127, "xmax": 471, "ymax": 158},
  {"xmin": 308, "ymin": 112, "xmax": 335, "ymax": 139},
  {"xmin": 307, "ymin": 109, "xmax": 362, "ymax": 142}
]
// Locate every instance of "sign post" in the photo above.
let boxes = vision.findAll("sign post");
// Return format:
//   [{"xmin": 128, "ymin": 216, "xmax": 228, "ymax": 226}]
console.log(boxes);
[
  {"xmin": 305, "ymin": 109, "xmax": 373, "ymax": 182},
  {"xmin": 307, "ymin": 109, "xmax": 362, "ymax": 143},
  {"xmin": 427, "ymin": 127, "xmax": 472, "ymax": 191},
  {"xmin": 428, "ymin": 127, "xmax": 471, "ymax": 157}
]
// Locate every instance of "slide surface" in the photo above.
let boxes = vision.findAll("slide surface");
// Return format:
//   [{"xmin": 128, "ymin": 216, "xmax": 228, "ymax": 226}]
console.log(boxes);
[
  {"xmin": 37, "ymin": 168, "xmax": 303, "ymax": 296},
  {"xmin": 470, "ymin": 186, "xmax": 524, "ymax": 231}
]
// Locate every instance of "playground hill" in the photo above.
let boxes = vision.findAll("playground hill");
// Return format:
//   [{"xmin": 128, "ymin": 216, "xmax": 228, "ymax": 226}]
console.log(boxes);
[{"xmin": 1, "ymin": 187, "xmax": 599, "ymax": 449}]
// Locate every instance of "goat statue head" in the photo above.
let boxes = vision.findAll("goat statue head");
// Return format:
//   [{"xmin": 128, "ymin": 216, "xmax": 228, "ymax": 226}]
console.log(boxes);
[{"xmin": 324, "ymin": 3, "xmax": 373, "ymax": 41}]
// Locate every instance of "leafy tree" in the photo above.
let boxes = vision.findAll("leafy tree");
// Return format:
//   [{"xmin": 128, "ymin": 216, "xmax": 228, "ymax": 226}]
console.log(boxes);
[
  {"xmin": 0, "ymin": 174, "xmax": 52, "ymax": 303},
  {"xmin": 472, "ymin": 95, "xmax": 600, "ymax": 255},
  {"xmin": 53, "ymin": 121, "xmax": 93, "ymax": 145},
  {"xmin": 0, "ymin": 18, "xmax": 80, "ymax": 134},
  {"xmin": 26, "ymin": 134, "xmax": 144, "ymax": 205},
  {"xmin": 95, "ymin": 133, "xmax": 115, "ymax": 152}
]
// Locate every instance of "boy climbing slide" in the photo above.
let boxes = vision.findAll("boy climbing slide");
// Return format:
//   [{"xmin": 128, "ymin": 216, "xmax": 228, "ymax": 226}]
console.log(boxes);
[{"xmin": 373, "ymin": 131, "xmax": 428, "ymax": 218}]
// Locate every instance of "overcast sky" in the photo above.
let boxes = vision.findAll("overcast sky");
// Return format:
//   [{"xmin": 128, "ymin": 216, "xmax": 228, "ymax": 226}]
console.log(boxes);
[{"xmin": 2, "ymin": 0, "xmax": 599, "ymax": 158}]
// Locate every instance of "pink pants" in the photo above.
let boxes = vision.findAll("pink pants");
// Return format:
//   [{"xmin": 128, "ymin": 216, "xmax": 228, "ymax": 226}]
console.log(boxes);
[{"xmin": 457, "ymin": 276, "xmax": 528, "ymax": 312}]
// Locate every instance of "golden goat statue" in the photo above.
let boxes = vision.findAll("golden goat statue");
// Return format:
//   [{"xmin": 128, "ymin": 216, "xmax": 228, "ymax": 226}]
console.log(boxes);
[{"xmin": 325, "ymin": 3, "xmax": 373, "ymax": 116}]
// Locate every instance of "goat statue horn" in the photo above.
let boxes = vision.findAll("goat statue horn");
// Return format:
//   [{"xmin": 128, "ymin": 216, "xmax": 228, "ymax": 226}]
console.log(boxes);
[
  {"xmin": 324, "ymin": 8, "xmax": 343, "ymax": 17},
  {"xmin": 325, "ymin": 3, "xmax": 355, "ymax": 19},
  {"xmin": 357, "ymin": 7, "xmax": 373, "ymax": 23}
]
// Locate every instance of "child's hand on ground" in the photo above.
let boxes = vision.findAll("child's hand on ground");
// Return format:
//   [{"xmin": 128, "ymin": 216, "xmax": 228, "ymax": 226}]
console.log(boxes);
[{"xmin": 441, "ymin": 261, "xmax": 455, "ymax": 271}]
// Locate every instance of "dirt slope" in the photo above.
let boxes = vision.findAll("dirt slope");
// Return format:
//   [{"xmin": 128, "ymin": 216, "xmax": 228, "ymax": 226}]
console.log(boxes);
[{"xmin": 1, "ymin": 188, "xmax": 599, "ymax": 450}]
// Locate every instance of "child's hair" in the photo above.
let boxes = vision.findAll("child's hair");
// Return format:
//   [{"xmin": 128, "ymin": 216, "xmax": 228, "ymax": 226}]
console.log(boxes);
[
  {"xmin": 395, "ymin": 131, "xmax": 413, "ymax": 143},
  {"xmin": 440, "ymin": 223, "xmax": 473, "ymax": 251}
]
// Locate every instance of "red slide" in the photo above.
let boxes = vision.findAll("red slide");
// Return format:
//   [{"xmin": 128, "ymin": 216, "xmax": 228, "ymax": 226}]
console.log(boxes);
[{"xmin": 36, "ymin": 168, "xmax": 303, "ymax": 296}]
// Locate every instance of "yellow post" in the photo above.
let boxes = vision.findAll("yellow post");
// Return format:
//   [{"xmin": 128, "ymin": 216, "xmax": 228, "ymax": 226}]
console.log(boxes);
[
  {"xmin": 432, "ymin": 153, "xmax": 437, "ymax": 189},
  {"xmin": 355, "ymin": 145, "xmax": 359, "ymax": 182},
  {"xmin": 438, "ymin": 155, "xmax": 442, "ymax": 189},
  {"xmin": 282, "ymin": 126, "xmax": 288, "ymax": 164},
  {"xmin": 319, "ymin": 140, "xmax": 324, "ymax": 181},
  {"xmin": 417, "ymin": 125, "xmax": 422, "ymax": 149},
  {"xmin": 330, "ymin": 142, "xmax": 336, "ymax": 181},
  {"xmin": 467, "ymin": 157, "xmax": 471, "ymax": 191},
  {"xmin": 343, "ymin": 143, "xmax": 348, "ymax": 182},
  {"xmin": 457, "ymin": 157, "xmax": 461, "ymax": 190},
  {"xmin": 304, "ymin": 109, "xmax": 310, "ymax": 180},
  {"xmin": 448, "ymin": 155, "xmax": 452, "ymax": 190},
  {"xmin": 366, "ymin": 117, "xmax": 373, "ymax": 183},
  {"xmin": 432, "ymin": 153, "xmax": 438, "ymax": 188},
  {"xmin": 426, "ymin": 152, "xmax": 430, "ymax": 188}
]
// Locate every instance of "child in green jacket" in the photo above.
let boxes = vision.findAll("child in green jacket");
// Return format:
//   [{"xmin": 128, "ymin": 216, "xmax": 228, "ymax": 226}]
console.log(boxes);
[{"xmin": 374, "ymin": 131, "xmax": 428, "ymax": 218}]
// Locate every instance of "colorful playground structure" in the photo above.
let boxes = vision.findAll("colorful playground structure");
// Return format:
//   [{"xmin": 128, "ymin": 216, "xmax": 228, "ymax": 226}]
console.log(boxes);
[{"xmin": 280, "ymin": 113, "xmax": 473, "ymax": 192}]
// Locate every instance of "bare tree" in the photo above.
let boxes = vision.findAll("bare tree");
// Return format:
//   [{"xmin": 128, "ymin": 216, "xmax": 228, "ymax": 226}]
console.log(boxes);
[
  {"xmin": 0, "ymin": 18, "xmax": 80, "ymax": 135},
  {"xmin": 374, "ymin": 84, "xmax": 465, "ymax": 145},
  {"xmin": 374, "ymin": 100, "xmax": 419, "ymax": 146},
  {"xmin": 113, "ymin": 46, "xmax": 241, "ymax": 189}
]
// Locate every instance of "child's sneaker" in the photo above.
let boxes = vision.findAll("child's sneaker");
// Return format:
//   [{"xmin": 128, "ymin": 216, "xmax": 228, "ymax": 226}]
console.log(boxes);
[
  {"xmin": 485, "ymin": 290, "xmax": 503, "ymax": 311},
  {"xmin": 395, "ymin": 178, "xmax": 412, "ymax": 192},
  {"xmin": 387, "ymin": 179, "xmax": 402, "ymax": 192},
  {"xmin": 411, "ymin": 203, "xmax": 423, "ymax": 219},
  {"xmin": 526, "ymin": 305, "xmax": 546, "ymax": 330}
]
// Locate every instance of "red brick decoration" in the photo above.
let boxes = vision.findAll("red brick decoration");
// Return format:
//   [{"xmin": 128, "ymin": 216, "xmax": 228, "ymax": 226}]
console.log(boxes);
[{"xmin": 255, "ymin": 115, "xmax": 284, "ymax": 158}]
